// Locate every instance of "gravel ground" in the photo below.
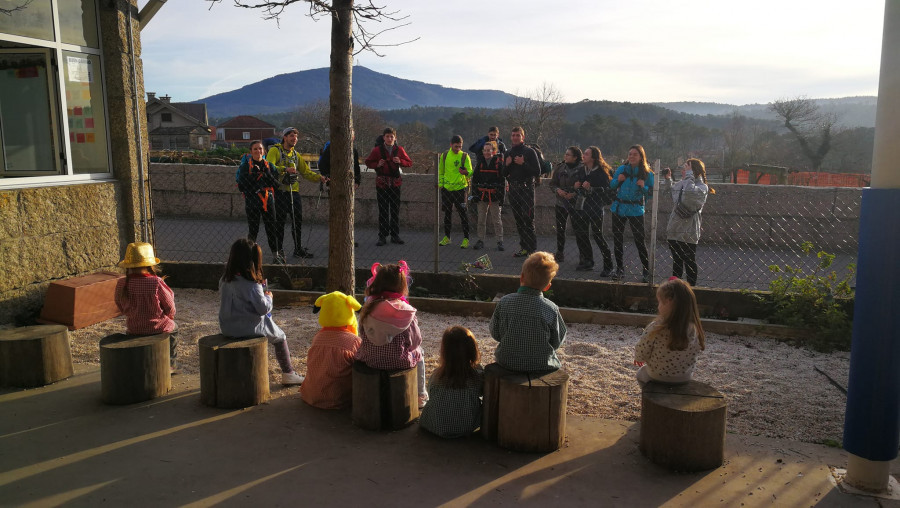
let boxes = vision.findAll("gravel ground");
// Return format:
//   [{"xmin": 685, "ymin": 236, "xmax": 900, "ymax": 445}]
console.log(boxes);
[{"xmin": 68, "ymin": 288, "xmax": 850, "ymax": 445}]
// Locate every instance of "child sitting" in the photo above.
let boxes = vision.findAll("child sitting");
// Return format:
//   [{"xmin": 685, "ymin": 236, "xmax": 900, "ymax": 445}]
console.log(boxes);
[
  {"xmin": 634, "ymin": 278, "xmax": 706, "ymax": 384},
  {"xmin": 419, "ymin": 326, "xmax": 484, "ymax": 438},
  {"xmin": 301, "ymin": 291, "xmax": 362, "ymax": 409},
  {"xmin": 490, "ymin": 251, "xmax": 567, "ymax": 373},
  {"xmin": 114, "ymin": 242, "xmax": 178, "ymax": 372},
  {"xmin": 355, "ymin": 261, "xmax": 428, "ymax": 408},
  {"xmin": 218, "ymin": 238, "xmax": 303, "ymax": 385}
]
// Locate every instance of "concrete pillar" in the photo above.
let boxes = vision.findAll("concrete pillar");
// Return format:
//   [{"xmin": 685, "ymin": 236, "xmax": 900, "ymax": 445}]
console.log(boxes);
[{"xmin": 842, "ymin": 0, "xmax": 900, "ymax": 493}]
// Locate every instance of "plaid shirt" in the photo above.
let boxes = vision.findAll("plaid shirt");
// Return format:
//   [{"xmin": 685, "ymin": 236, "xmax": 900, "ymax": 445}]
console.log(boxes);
[
  {"xmin": 355, "ymin": 315, "xmax": 422, "ymax": 370},
  {"xmin": 115, "ymin": 273, "xmax": 176, "ymax": 335},
  {"xmin": 301, "ymin": 328, "xmax": 361, "ymax": 409},
  {"xmin": 490, "ymin": 286, "xmax": 566, "ymax": 372},
  {"xmin": 419, "ymin": 368, "xmax": 483, "ymax": 438}
]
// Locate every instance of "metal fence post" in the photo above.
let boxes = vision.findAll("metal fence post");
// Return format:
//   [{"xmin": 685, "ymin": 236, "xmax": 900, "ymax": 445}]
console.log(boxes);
[
  {"xmin": 648, "ymin": 159, "xmax": 661, "ymax": 285},
  {"xmin": 434, "ymin": 152, "xmax": 441, "ymax": 274}
]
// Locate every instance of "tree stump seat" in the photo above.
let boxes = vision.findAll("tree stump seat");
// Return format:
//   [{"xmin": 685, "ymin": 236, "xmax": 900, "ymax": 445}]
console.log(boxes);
[
  {"xmin": 198, "ymin": 334, "xmax": 269, "ymax": 409},
  {"xmin": 351, "ymin": 360, "xmax": 418, "ymax": 431},
  {"xmin": 100, "ymin": 333, "xmax": 171, "ymax": 405},
  {"xmin": 0, "ymin": 325, "xmax": 74, "ymax": 388},
  {"xmin": 639, "ymin": 380, "xmax": 727, "ymax": 472},
  {"xmin": 482, "ymin": 362, "xmax": 569, "ymax": 453}
]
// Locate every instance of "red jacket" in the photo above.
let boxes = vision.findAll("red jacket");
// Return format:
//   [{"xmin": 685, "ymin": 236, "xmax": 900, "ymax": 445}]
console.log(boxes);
[{"xmin": 365, "ymin": 144, "xmax": 412, "ymax": 188}]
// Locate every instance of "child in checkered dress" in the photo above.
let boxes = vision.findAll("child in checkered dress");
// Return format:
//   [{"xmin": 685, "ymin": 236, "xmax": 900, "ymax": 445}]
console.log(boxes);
[
  {"xmin": 634, "ymin": 278, "xmax": 706, "ymax": 384},
  {"xmin": 114, "ymin": 242, "xmax": 179, "ymax": 372},
  {"xmin": 356, "ymin": 261, "xmax": 429, "ymax": 408},
  {"xmin": 419, "ymin": 326, "xmax": 483, "ymax": 438},
  {"xmin": 491, "ymin": 251, "xmax": 567, "ymax": 373}
]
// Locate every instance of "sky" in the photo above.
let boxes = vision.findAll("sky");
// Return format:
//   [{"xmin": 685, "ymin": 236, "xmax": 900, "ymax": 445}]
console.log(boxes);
[{"xmin": 138, "ymin": 1, "xmax": 885, "ymax": 106}]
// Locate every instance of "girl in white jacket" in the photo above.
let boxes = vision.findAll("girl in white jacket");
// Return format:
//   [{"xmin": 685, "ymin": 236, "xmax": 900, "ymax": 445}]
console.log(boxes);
[{"xmin": 661, "ymin": 158, "xmax": 715, "ymax": 286}]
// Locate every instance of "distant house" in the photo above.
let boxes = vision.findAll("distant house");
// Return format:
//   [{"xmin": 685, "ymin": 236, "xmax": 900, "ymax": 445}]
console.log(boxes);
[
  {"xmin": 146, "ymin": 93, "xmax": 211, "ymax": 150},
  {"xmin": 213, "ymin": 115, "xmax": 276, "ymax": 148}
]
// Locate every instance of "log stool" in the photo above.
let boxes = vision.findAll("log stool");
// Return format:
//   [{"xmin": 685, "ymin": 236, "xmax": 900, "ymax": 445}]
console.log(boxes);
[
  {"xmin": 100, "ymin": 333, "xmax": 171, "ymax": 404},
  {"xmin": 198, "ymin": 335, "xmax": 269, "ymax": 409},
  {"xmin": 496, "ymin": 369, "xmax": 568, "ymax": 453},
  {"xmin": 351, "ymin": 361, "xmax": 418, "ymax": 430},
  {"xmin": 481, "ymin": 362, "xmax": 515, "ymax": 442},
  {"xmin": 640, "ymin": 380, "xmax": 727, "ymax": 472},
  {"xmin": 0, "ymin": 325, "xmax": 74, "ymax": 388}
]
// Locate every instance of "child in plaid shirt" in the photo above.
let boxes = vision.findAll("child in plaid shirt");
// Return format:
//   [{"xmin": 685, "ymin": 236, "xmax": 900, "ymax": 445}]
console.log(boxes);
[
  {"xmin": 491, "ymin": 251, "xmax": 567, "ymax": 373},
  {"xmin": 356, "ymin": 261, "xmax": 429, "ymax": 408},
  {"xmin": 114, "ymin": 242, "xmax": 179, "ymax": 372},
  {"xmin": 419, "ymin": 326, "xmax": 483, "ymax": 438}
]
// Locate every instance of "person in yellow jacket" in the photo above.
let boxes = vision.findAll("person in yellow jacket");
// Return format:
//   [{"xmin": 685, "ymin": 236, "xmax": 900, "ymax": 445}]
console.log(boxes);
[
  {"xmin": 266, "ymin": 127, "xmax": 328, "ymax": 262},
  {"xmin": 438, "ymin": 135, "xmax": 474, "ymax": 248}
]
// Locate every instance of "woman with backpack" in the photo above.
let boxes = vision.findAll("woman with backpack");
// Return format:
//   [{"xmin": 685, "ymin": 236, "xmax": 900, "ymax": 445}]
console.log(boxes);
[
  {"xmin": 660, "ymin": 158, "xmax": 715, "ymax": 286},
  {"xmin": 238, "ymin": 140, "xmax": 279, "ymax": 258},
  {"xmin": 572, "ymin": 146, "xmax": 614, "ymax": 275},
  {"xmin": 610, "ymin": 144, "xmax": 655, "ymax": 282}
]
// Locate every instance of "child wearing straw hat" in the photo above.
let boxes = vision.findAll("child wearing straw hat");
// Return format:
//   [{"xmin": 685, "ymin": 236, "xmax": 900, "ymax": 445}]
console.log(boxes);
[{"xmin": 114, "ymin": 242, "xmax": 179, "ymax": 372}]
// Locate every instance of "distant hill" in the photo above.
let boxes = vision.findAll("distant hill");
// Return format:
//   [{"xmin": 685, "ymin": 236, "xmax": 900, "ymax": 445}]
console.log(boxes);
[
  {"xmin": 654, "ymin": 96, "xmax": 878, "ymax": 128},
  {"xmin": 198, "ymin": 66, "xmax": 517, "ymax": 118}
]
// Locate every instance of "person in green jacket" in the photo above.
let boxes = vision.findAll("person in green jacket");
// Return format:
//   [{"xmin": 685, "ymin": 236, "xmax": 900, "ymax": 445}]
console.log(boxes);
[{"xmin": 438, "ymin": 135, "xmax": 474, "ymax": 248}]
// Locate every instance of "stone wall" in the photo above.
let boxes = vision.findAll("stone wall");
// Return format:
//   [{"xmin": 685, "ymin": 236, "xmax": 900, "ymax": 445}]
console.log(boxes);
[
  {"xmin": 0, "ymin": 183, "xmax": 123, "ymax": 324},
  {"xmin": 150, "ymin": 163, "xmax": 862, "ymax": 253}
]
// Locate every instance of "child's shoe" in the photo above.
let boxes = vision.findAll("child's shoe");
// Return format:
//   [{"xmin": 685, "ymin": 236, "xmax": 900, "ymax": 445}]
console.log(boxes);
[
  {"xmin": 460, "ymin": 238, "xmax": 469, "ymax": 249},
  {"xmin": 281, "ymin": 371, "xmax": 304, "ymax": 386},
  {"xmin": 418, "ymin": 392, "xmax": 429, "ymax": 409},
  {"xmin": 439, "ymin": 235, "xmax": 450, "ymax": 246}
]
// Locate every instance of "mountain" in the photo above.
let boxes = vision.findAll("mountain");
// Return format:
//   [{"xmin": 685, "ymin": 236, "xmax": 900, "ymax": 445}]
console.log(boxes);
[
  {"xmin": 197, "ymin": 66, "xmax": 518, "ymax": 118},
  {"xmin": 653, "ymin": 96, "xmax": 878, "ymax": 128}
]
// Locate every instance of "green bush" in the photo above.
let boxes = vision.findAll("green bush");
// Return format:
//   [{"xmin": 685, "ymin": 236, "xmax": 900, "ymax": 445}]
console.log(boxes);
[{"xmin": 763, "ymin": 241, "xmax": 855, "ymax": 352}]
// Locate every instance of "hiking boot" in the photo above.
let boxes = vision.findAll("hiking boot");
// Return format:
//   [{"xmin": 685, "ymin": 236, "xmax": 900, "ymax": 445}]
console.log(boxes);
[
  {"xmin": 390, "ymin": 235, "xmax": 405, "ymax": 245},
  {"xmin": 613, "ymin": 267, "xmax": 625, "ymax": 280},
  {"xmin": 439, "ymin": 235, "xmax": 451, "ymax": 246},
  {"xmin": 293, "ymin": 247, "xmax": 313, "ymax": 259},
  {"xmin": 273, "ymin": 251, "xmax": 286, "ymax": 264},
  {"xmin": 376, "ymin": 237, "xmax": 387, "ymax": 246},
  {"xmin": 599, "ymin": 266, "xmax": 613, "ymax": 277},
  {"xmin": 497, "ymin": 241, "xmax": 505, "ymax": 251},
  {"xmin": 460, "ymin": 238, "xmax": 470, "ymax": 249},
  {"xmin": 555, "ymin": 251, "xmax": 565, "ymax": 263},
  {"xmin": 513, "ymin": 248, "xmax": 530, "ymax": 258},
  {"xmin": 473, "ymin": 239, "xmax": 484, "ymax": 250},
  {"xmin": 575, "ymin": 262, "xmax": 593, "ymax": 272},
  {"xmin": 281, "ymin": 371, "xmax": 304, "ymax": 386}
]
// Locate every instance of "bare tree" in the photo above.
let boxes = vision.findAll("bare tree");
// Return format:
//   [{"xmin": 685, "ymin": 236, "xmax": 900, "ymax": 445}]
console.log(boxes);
[
  {"xmin": 0, "ymin": 0, "xmax": 33, "ymax": 16},
  {"xmin": 505, "ymin": 82, "xmax": 565, "ymax": 149},
  {"xmin": 208, "ymin": 0, "xmax": 414, "ymax": 294},
  {"xmin": 770, "ymin": 96, "xmax": 837, "ymax": 172}
]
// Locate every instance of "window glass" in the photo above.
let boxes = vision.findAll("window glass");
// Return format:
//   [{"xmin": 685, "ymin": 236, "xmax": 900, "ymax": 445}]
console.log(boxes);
[
  {"xmin": 63, "ymin": 51, "xmax": 108, "ymax": 174},
  {"xmin": 0, "ymin": 0, "xmax": 54, "ymax": 42},
  {"xmin": 0, "ymin": 50, "xmax": 58, "ymax": 175},
  {"xmin": 59, "ymin": 0, "xmax": 99, "ymax": 48}
]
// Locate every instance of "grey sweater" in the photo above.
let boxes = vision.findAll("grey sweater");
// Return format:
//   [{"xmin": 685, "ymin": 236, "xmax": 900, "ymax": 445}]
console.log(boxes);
[{"xmin": 218, "ymin": 275, "xmax": 286, "ymax": 341}]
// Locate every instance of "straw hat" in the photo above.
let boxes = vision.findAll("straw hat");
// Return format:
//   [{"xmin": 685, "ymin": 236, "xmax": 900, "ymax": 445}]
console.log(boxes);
[{"xmin": 118, "ymin": 242, "xmax": 160, "ymax": 268}]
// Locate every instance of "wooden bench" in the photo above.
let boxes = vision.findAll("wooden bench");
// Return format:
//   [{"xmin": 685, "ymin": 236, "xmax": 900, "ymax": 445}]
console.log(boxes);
[
  {"xmin": 351, "ymin": 361, "xmax": 418, "ymax": 431},
  {"xmin": 198, "ymin": 335, "xmax": 269, "ymax": 409},
  {"xmin": 100, "ymin": 333, "xmax": 171, "ymax": 404},
  {"xmin": 0, "ymin": 324, "xmax": 74, "ymax": 388},
  {"xmin": 640, "ymin": 380, "xmax": 727, "ymax": 472},
  {"xmin": 482, "ymin": 362, "xmax": 569, "ymax": 452}
]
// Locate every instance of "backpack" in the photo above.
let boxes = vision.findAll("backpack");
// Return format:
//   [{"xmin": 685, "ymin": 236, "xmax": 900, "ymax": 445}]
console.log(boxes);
[
  {"xmin": 318, "ymin": 141, "xmax": 330, "ymax": 168},
  {"xmin": 527, "ymin": 144, "xmax": 553, "ymax": 176},
  {"xmin": 235, "ymin": 153, "xmax": 250, "ymax": 188}
]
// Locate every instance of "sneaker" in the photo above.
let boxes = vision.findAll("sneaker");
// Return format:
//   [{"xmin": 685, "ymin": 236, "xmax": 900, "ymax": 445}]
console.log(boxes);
[
  {"xmin": 376, "ymin": 237, "xmax": 387, "ymax": 246},
  {"xmin": 613, "ymin": 267, "xmax": 625, "ymax": 280},
  {"xmin": 575, "ymin": 262, "xmax": 593, "ymax": 272},
  {"xmin": 555, "ymin": 251, "xmax": 565, "ymax": 263},
  {"xmin": 293, "ymin": 247, "xmax": 313, "ymax": 259},
  {"xmin": 273, "ymin": 251, "xmax": 286, "ymax": 264},
  {"xmin": 390, "ymin": 236, "xmax": 405, "ymax": 245},
  {"xmin": 497, "ymin": 241, "xmax": 505, "ymax": 252},
  {"xmin": 439, "ymin": 235, "xmax": 451, "ymax": 246},
  {"xmin": 170, "ymin": 360, "xmax": 182, "ymax": 375},
  {"xmin": 473, "ymin": 239, "xmax": 484, "ymax": 250},
  {"xmin": 460, "ymin": 238, "xmax": 470, "ymax": 249},
  {"xmin": 281, "ymin": 371, "xmax": 304, "ymax": 386},
  {"xmin": 418, "ymin": 392, "xmax": 430, "ymax": 409},
  {"xmin": 513, "ymin": 248, "xmax": 530, "ymax": 258}
]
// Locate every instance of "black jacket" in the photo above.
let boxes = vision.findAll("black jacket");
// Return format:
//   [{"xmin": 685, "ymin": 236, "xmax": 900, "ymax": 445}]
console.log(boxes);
[
  {"xmin": 471, "ymin": 154, "xmax": 506, "ymax": 204},
  {"xmin": 503, "ymin": 144, "xmax": 541, "ymax": 184},
  {"xmin": 319, "ymin": 144, "xmax": 361, "ymax": 186}
]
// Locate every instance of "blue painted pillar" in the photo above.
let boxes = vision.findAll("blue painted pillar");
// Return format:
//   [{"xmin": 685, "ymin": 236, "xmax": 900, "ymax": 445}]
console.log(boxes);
[{"xmin": 843, "ymin": 0, "xmax": 900, "ymax": 492}]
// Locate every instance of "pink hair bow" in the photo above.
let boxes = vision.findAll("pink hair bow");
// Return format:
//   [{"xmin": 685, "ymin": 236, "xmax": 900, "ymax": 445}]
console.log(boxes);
[{"xmin": 366, "ymin": 260, "xmax": 410, "ymax": 288}]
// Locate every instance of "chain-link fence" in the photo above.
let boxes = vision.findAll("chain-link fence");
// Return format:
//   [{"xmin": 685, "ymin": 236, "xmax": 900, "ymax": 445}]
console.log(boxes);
[{"xmin": 150, "ymin": 160, "xmax": 859, "ymax": 292}]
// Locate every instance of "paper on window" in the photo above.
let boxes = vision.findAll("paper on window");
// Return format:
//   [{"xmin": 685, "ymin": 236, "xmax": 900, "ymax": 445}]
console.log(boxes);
[{"xmin": 66, "ymin": 56, "xmax": 92, "ymax": 83}]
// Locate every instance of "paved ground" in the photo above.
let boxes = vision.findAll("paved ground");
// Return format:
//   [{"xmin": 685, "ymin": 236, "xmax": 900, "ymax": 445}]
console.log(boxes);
[
  {"xmin": 2, "ymin": 366, "xmax": 897, "ymax": 507},
  {"xmin": 154, "ymin": 217, "xmax": 857, "ymax": 291}
]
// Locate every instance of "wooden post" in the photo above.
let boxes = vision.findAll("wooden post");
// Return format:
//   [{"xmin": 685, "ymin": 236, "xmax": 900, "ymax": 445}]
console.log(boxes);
[
  {"xmin": 352, "ymin": 361, "xmax": 383, "ymax": 430},
  {"xmin": 482, "ymin": 362, "xmax": 514, "ymax": 442},
  {"xmin": 497, "ymin": 369, "xmax": 569, "ymax": 453},
  {"xmin": 639, "ymin": 380, "xmax": 727, "ymax": 472},
  {"xmin": 352, "ymin": 361, "xmax": 419, "ymax": 430},
  {"xmin": 0, "ymin": 325, "xmax": 74, "ymax": 388},
  {"xmin": 99, "ymin": 333, "xmax": 170, "ymax": 405},
  {"xmin": 198, "ymin": 335, "xmax": 269, "ymax": 409}
]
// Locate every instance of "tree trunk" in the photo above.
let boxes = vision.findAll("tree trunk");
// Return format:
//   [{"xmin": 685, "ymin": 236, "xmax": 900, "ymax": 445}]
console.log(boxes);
[{"xmin": 326, "ymin": 0, "xmax": 355, "ymax": 294}]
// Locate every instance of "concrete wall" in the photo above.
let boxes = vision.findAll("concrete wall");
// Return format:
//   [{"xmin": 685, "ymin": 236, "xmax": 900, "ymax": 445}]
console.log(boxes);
[{"xmin": 150, "ymin": 163, "xmax": 861, "ymax": 253}]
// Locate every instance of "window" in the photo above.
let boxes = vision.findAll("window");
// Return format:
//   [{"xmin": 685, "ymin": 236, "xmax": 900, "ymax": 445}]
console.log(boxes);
[
  {"xmin": 161, "ymin": 112, "xmax": 172, "ymax": 122},
  {"xmin": 0, "ymin": 0, "xmax": 110, "ymax": 186},
  {"xmin": 242, "ymin": 131, "xmax": 250, "ymax": 140}
]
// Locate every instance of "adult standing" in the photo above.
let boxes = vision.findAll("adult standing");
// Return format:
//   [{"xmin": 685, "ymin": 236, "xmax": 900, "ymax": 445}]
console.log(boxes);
[
  {"xmin": 438, "ymin": 135, "xmax": 474, "ymax": 248},
  {"xmin": 549, "ymin": 146, "xmax": 584, "ymax": 263},
  {"xmin": 238, "ymin": 140, "xmax": 280, "ymax": 262},
  {"xmin": 504, "ymin": 126, "xmax": 541, "ymax": 257},
  {"xmin": 318, "ymin": 131, "xmax": 362, "ymax": 189},
  {"xmin": 661, "ymin": 158, "xmax": 714, "ymax": 286},
  {"xmin": 469, "ymin": 126, "xmax": 508, "ymax": 156},
  {"xmin": 471, "ymin": 141, "xmax": 505, "ymax": 251},
  {"xmin": 365, "ymin": 127, "xmax": 413, "ymax": 246},
  {"xmin": 266, "ymin": 127, "xmax": 328, "ymax": 262},
  {"xmin": 610, "ymin": 145, "xmax": 655, "ymax": 282},
  {"xmin": 572, "ymin": 146, "xmax": 614, "ymax": 275}
]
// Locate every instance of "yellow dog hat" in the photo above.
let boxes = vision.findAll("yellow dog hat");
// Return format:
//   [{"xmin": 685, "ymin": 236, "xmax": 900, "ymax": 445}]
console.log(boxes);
[{"xmin": 314, "ymin": 291, "xmax": 361, "ymax": 333}]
